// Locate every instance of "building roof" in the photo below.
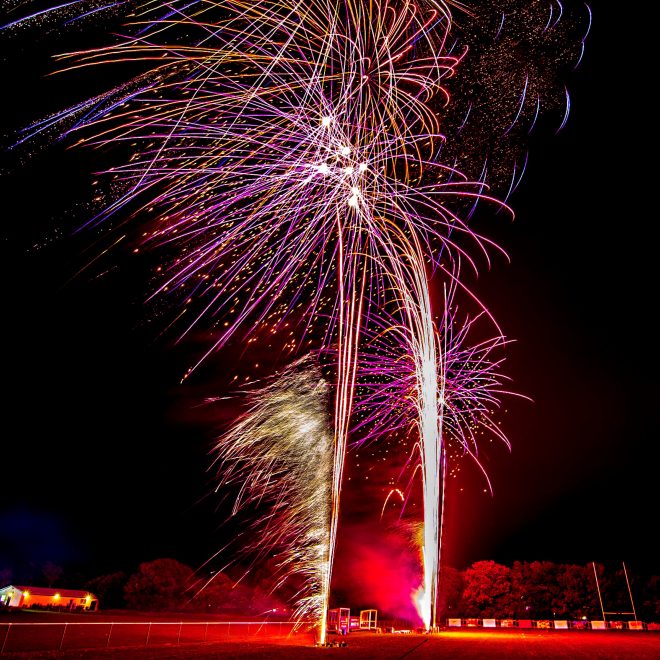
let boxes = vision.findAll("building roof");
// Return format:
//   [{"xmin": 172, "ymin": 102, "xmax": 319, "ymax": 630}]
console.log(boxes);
[{"xmin": 9, "ymin": 586, "xmax": 96, "ymax": 599}]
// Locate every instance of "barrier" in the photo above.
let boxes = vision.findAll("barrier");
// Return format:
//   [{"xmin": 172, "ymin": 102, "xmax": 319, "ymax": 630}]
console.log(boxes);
[
  {"xmin": 359, "ymin": 610, "xmax": 378, "ymax": 630},
  {"xmin": 440, "ymin": 618, "xmax": 652, "ymax": 632},
  {"xmin": 327, "ymin": 608, "xmax": 350, "ymax": 635},
  {"xmin": 0, "ymin": 620, "xmax": 299, "ymax": 655}
]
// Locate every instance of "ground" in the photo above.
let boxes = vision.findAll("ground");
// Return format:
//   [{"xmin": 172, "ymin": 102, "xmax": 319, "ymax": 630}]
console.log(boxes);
[{"xmin": 1, "ymin": 628, "xmax": 659, "ymax": 659}]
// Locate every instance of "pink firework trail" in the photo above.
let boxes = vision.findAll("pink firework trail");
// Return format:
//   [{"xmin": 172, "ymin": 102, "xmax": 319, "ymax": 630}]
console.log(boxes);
[{"xmin": 354, "ymin": 270, "xmax": 516, "ymax": 626}]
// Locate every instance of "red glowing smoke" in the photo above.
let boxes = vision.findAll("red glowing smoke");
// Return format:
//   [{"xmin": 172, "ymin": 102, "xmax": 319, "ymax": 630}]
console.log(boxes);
[{"xmin": 331, "ymin": 520, "xmax": 423, "ymax": 625}]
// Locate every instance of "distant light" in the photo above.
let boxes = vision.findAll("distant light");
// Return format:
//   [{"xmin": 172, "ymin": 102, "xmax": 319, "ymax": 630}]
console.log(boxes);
[
  {"xmin": 348, "ymin": 195, "xmax": 359, "ymax": 208},
  {"xmin": 317, "ymin": 163, "xmax": 329, "ymax": 175},
  {"xmin": 340, "ymin": 146, "xmax": 351, "ymax": 156},
  {"xmin": 358, "ymin": 163, "xmax": 368, "ymax": 172},
  {"xmin": 53, "ymin": 593, "xmax": 61, "ymax": 600},
  {"xmin": 344, "ymin": 166, "xmax": 354, "ymax": 175},
  {"xmin": 24, "ymin": 591, "xmax": 29, "ymax": 599},
  {"xmin": 321, "ymin": 116, "xmax": 332, "ymax": 127}
]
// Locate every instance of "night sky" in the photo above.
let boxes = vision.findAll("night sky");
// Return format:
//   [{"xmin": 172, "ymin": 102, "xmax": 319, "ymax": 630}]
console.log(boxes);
[{"xmin": 0, "ymin": 0, "xmax": 656, "ymax": 601}]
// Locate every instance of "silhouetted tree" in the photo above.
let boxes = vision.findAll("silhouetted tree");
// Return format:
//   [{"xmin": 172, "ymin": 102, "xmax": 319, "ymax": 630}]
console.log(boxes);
[
  {"xmin": 243, "ymin": 556, "xmax": 300, "ymax": 608},
  {"xmin": 459, "ymin": 561, "xmax": 511, "ymax": 617},
  {"xmin": 188, "ymin": 571, "xmax": 285, "ymax": 615},
  {"xmin": 188, "ymin": 572, "xmax": 236, "ymax": 612},
  {"xmin": 553, "ymin": 564, "xmax": 600, "ymax": 619},
  {"xmin": 42, "ymin": 561, "xmax": 63, "ymax": 587},
  {"xmin": 124, "ymin": 559, "xmax": 193, "ymax": 611},
  {"xmin": 505, "ymin": 561, "xmax": 528, "ymax": 618},
  {"xmin": 509, "ymin": 561, "xmax": 562, "ymax": 619},
  {"xmin": 642, "ymin": 576, "xmax": 660, "ymax": 621},
  {"xmin": 438, "ymin": 566, "xmax": 463, "ymax": 619},
  {"xmin": 85, "ymin": 571, "xmax": 128, "ymax": 609},
  {"xmin": 597, "ymin": 564, "xmax": 640, "ymax": 621},
  {"xmin": 447, "ymin": 561, "xmax": 655, "ymax": 621}
]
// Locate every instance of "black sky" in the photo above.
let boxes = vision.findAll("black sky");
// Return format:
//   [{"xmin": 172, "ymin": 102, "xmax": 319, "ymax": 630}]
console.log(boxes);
[{"xmin": 0, "ymin": 1, "xmax": 657, "ymax": 592}]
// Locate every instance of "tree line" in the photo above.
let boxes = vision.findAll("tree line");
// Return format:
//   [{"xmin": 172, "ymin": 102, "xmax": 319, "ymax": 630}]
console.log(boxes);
[
  {"xmin": 437, "ymin": 560, "xmax": 659, "ymax": 621},
  {"xmin": 4, "ymin": 558, "xmax": 658, "ymax": 621},
  {"xmin": 88, "ymin": 558, "xmax": 658, "ymax": 621}
]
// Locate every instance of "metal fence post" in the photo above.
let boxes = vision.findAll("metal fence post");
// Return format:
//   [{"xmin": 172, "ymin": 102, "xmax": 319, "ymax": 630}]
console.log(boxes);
[
  {"xmin": 204, "ymin": 622, "xmax": 209, "ymax": 643},
  {"xmin": 0, "ymin": 623, "xmax": 11, "ymax": 655},
  {"xmin": 176, "ymin": 622, "xmax": 182, "ymax": 645},
  {"xmin": 59, "ymin": 623, "xmax": 68, "ymax": 651},
  {"xmin": 107, "ymin": 623, "xmax": 114, "ymax": 648},
  {"xmin": 145, "ymin": 622, "xmax": 152, "ymax": 646}
]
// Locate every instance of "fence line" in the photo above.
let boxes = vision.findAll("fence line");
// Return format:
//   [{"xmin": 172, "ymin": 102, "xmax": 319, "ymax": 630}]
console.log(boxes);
[{"xmin": 0, "ymin": 620, "xmax": 302, "ymax": 655}]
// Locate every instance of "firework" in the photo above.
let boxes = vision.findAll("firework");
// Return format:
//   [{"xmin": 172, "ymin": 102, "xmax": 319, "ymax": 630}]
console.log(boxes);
[
  {"xmin": 4, "ymin": 0, "xmax": 588, "ymax": 638},
  {"xmin": 439, "ymin": 0, "xmax": 593, "ymax": 196},
  {"xmin": 14, "ymin": 0, "xmax": 502, "ymax": 636},
  {"xmin": 353, "ymin": 269, "xmax": 516, "ymax": 626},
  {"xmin": 213, "ymin": 355, "xmax": 333, "ymax": 629},
  {"xmin": 356, "ymin": 286, "xmax": 513, "ymax": 468},
  {"xmin": 17, "ymin": 0, "xmax": 497, "ymax": 364}
]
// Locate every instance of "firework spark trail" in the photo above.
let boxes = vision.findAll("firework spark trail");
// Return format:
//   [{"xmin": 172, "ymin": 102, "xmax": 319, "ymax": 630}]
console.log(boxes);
[
  {"xmin": 213, "ymin": 355, "xmax": 333, "ymax": 626},
  {"xmin": 408, "ymin": 265, "xmax": 442, "ymax": 630},
  {"xmin": 438, "ymin": 1, "xmax": 592, "ymax": 192},
  {"xmin": 354, "ymin": 260, "xmax": 519, "ymax": 626},
  {"xmin": 380, "ymin": 235, "xmax": 442, "ymax": 630}
]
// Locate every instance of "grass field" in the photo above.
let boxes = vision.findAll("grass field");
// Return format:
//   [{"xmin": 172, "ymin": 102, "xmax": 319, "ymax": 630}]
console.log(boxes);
[{"xmin": 1, "ymin": 629, "xmax": 659, "ymax": 659}]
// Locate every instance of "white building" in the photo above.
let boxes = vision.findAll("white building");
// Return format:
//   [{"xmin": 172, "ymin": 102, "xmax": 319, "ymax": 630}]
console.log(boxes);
[{"xmin": 0, "ymin": 585, "xmax": 98, "ymax": 610}]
